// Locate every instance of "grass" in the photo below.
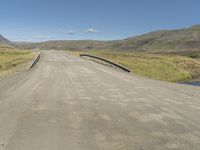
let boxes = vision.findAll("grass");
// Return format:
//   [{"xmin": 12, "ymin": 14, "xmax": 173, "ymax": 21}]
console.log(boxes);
[
  {"xmin": 180, "ymin": 51, "xmax": 200, "ymax": 59},
  {"xmin": 0, "ymin": 46, "xmax": 36, "ymax": 77},
  {"xmin": 73, "ymin": 50, "xmax": 200, "ymax": 82}
]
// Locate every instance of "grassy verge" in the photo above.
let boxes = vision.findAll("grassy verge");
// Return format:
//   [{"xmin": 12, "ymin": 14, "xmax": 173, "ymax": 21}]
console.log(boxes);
[
  {"xmin": 0, "ymin": 47, "xmax": 36, "ymax": 77},
  {"xmin": 73, "ymin": 50, "xmax": 200, "ymax": 82}
]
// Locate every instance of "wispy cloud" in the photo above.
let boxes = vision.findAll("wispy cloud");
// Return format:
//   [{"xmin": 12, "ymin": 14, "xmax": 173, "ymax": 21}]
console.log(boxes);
[
  {"xmin": 67, "ymin": 30, "xmax": 75, "ymax": 35},
  {"xmin": 34, "ymin": 35, "xmax": 51, "ymax": 39},
  {"xmin": 57, "ymin": 29, "xmax": 64, "ymax": 32},
  {"xmin": 85, "ymin": 28, "xmax": 98, "ymax": 33}
]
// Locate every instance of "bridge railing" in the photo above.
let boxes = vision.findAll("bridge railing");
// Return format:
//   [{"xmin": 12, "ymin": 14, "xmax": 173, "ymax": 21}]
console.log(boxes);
[{"xmin": 80, "ymin": 54, "xmax": 131, "ymax": 73}]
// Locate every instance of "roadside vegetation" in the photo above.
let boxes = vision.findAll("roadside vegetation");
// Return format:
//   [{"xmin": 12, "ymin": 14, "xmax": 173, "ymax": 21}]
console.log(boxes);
[
  {"xmin": 0, "ymin": 46, "xmax": 35, "ymax": 77},
  {"xmin": 74, "ymin": 50, "xmax": 200, "ymax": 82}
]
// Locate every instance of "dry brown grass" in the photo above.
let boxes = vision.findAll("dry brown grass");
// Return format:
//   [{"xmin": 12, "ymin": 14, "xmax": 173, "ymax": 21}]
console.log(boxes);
[
  {"xmin": 73, "ymin": 50, "xmax": 200, "ymax": 82},
  {"xmin": 0, "ymin": 47, "xmax": 36, "ymax": 77}
]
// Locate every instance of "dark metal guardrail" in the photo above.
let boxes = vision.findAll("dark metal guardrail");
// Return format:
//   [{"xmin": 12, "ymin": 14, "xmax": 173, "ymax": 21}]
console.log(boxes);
[
  {"xmin": 27, "ymin": 53, "xmax": 40, "ymax": 70},
  {"xmin": 80, "ymin": 54, "xmax": 131, "ymax": 73}
]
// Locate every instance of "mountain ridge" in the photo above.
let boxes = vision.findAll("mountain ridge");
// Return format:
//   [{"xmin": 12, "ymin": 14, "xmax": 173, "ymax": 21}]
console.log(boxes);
[
  {"xmin": 2, "ymin": 24, "xmax": 200, "ymax": 52},
  {"xmin": 0, "ymin": 34, "xmax": 12, "ymax": 46}
]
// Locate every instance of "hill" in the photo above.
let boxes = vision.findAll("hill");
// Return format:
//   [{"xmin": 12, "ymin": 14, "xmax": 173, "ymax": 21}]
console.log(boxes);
[
  {"xmin": 0, "ymin": 34, "xmax": 12, "ymax": 46},
  {"xmin": 14, "ymin": 25, "xmax": 200, "ymax": 52},
  {"xmin": 121, "ymin": 25, "xmax": 200, "ymax": 52},
  {"xmin": 14, "ymin": 40, "xmax": 112, "ymax": 50}
]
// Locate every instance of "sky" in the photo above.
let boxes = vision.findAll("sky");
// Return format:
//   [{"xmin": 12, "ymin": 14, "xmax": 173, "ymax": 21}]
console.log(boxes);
[{"xmin": 0, "ymin": 0, "xmax": 200, "ymax": 42}]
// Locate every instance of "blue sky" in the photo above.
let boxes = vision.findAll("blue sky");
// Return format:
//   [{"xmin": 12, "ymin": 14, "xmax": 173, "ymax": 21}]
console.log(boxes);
[{"xmin": 0, "ymin": 0, "xmax": 200, "ymax": 42}]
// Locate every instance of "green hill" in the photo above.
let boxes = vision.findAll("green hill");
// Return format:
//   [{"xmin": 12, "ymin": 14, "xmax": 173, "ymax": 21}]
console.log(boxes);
[
  {"xmin": 121, "ymin": 25, "xmax": 200, "ymax": 52},
  {"xmin": 14, "ymin": 25, "xmax": 200, "ymax": 53}
]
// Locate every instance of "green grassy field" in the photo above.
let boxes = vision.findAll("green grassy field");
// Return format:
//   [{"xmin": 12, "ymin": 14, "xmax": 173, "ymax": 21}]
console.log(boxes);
[
  {"xmin": 74, "ymin": 50, "xmax": 200, "ymax": 82},
  {"xmin": 0, "ymin": 46, "xmax": 35, "ymax": 77}
]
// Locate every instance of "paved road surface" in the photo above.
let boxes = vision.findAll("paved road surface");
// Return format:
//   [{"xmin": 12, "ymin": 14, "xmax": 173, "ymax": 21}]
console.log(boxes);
[{"xmin": 0, "ymin": 50, "xmax": 200, "ymax": 150}]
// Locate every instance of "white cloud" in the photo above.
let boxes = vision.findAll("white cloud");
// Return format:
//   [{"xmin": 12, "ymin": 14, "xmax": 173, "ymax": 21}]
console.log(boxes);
[
  {"xmin": 67, "ymin": 30, "xmax": 75, "ymax": 35},
  {"xmin": 85, "ymin": 28, "xmax": 98, "ymax": 33},
  {"xmin": 34, "ymin": 35, "xmax": 51, "ymax": 39},
  {"xmin": 57, "ymin": 29, "xmax": 75, "ymax": 35},
  {"xmin": 57, "ymin": 29, "xmax": 64, "ymax": 32}
]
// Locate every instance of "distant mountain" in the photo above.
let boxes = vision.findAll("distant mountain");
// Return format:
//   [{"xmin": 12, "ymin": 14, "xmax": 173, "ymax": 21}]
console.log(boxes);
[
  {"xmin": 8, "ymin": 24, "xmax": 200, "ymax": 52},
  {"xmin": 14, "ymin": 40, "xmax": 113, "ymax": 50},
  {"xmin": 0, "ymin": 34, "xmax": 12, "ymax": 46}
]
